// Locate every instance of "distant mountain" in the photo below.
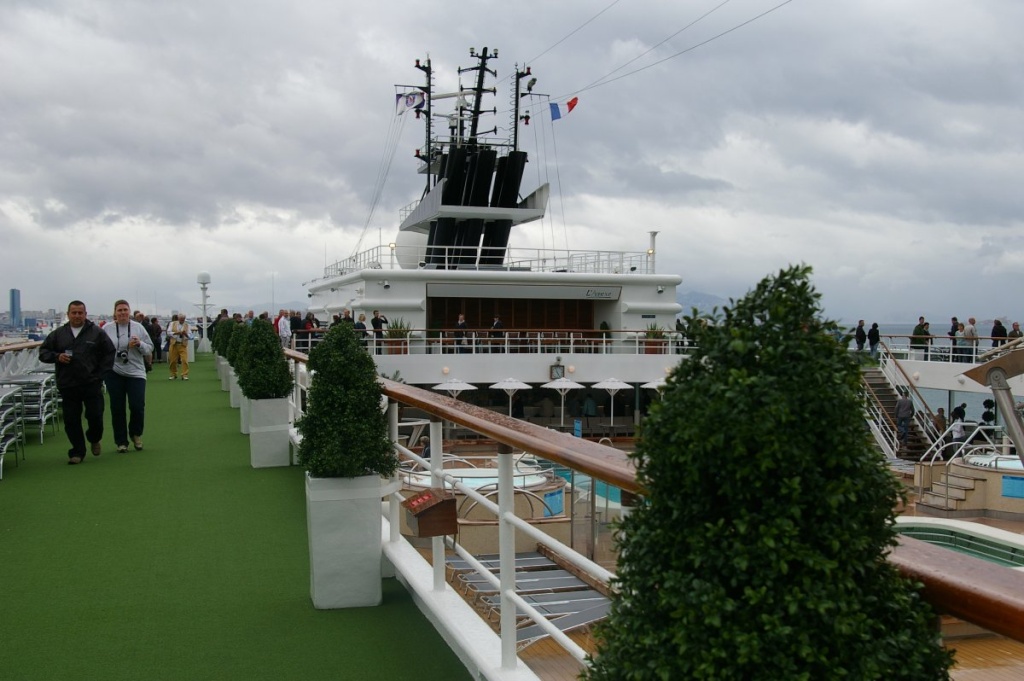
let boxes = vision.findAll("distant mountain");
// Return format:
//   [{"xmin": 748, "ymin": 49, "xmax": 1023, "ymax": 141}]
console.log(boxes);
[{"xmin": 677, "ymin": 291, "xmax": 729, "ymax": 316}]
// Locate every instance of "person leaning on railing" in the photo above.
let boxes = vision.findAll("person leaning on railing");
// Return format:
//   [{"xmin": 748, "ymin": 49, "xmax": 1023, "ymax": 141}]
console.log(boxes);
[{"xmin": 910, "ymin": 317, "xmax": 931, "ymax": 360}]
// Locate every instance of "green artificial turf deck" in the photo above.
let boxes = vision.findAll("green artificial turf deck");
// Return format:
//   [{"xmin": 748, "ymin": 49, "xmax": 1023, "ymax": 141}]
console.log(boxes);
[{"xmin": 0, "ymin": 355, "xmax": 471, "ymax": 681}]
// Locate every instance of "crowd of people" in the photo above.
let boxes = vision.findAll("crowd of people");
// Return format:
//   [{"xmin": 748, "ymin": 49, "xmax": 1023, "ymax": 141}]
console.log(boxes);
[
  {"xmin": 908, "ymin": 316, "xmax": 1022, "ymax": 362},
  {"xmin": 847, "ymin": 316, "xmax": 1023, "ymax": 362},
  {"xmin": 37, "ymin": 301, "xmax": 218, "ymax": 464}
]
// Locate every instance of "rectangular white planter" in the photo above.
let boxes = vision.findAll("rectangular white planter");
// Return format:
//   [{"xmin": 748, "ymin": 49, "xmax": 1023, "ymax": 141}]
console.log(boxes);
[
  {"xmin": 219, "ymin": 358, "xmax": 230, "ymax": 391},
  {"xmin": 240, "ymin": 396, "xmax": 251, "ymax": 435},
  {"xmin": 305, "ymin": 473, "xmax": 400, "ymax": 609},
  {"xmin": 229, "ymin": 370, "xmax": 241, "ymax": 408},
  {"xmin": 249, "ymin": 397, "xmax": 290, "ymax": 468}
]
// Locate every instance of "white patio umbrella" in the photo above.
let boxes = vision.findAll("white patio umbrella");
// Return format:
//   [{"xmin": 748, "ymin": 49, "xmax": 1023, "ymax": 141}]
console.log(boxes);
[
  {"xmin": 431, "ymin": 378, "xmax": 477, "ymax": 399},
  {"xmin": 432, "ymin": 379, "xmax": 478, "ymax": 439},
  {"xmin": 592, "ymin": 378, "xmax": 633, "ymax": 427},
  {"xmin": 541, "ymin": 376, "xmax": 586, "ymax": 426},
  {"xmin": 641, "ymin": 378, "xmax": 667, "ymax": 391},
  {"xmin": 489, "ymin": 378, "xmax": 532, "ymax": 416}
]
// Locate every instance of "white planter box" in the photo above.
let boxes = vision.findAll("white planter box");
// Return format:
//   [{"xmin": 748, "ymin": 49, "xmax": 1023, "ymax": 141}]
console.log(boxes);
[
  {"xmin": 229, "ymin": 370, "xmax": 241, "ymax": 408},
  {"xmin": 249, "ymin": 397, "xmax": 290, "ymax": 468},
  {"xmin": 219, "ymin": 358, "xmax": 230, "ymax": 391},
  {"xmin": 240, "ymin": 395, "xmax": 251, "ymax": 435},
  {"xmin": 305, "ymin": 473, "xmax": 400, "ymax": 609}
]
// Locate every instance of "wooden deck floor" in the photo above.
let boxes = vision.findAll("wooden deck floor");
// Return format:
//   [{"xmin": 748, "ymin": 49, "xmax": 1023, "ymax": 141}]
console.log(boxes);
[{"xmin": 948, "ymin": 636, "xmax": 1024, "ymax": 680}]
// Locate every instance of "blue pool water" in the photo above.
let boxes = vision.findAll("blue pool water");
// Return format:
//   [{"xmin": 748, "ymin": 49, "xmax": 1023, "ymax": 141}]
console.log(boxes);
[{"xmin": 553, "ymin": 468, "xmax": 622, "ymax": 503}]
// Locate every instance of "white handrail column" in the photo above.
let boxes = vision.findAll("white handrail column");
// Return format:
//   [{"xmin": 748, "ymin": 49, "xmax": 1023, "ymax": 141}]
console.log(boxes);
[
  {"xmin": 388, "ymin": 401, "xmax": 400, "ymax": 543},
  {"xmin": 431, "ymin": 419, "xmax": 446, "ymax": 591},
  {"xmin": 498, "ymin": 447, "xmax": 517, "ymax": 668}
]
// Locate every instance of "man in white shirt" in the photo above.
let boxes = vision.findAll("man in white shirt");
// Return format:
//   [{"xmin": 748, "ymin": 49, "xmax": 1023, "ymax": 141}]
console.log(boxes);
[
  {"xmin": 277, "ymin": 309, "xmax": 292, "ymax": 349},
  {"xmin": 963, "ymin": 317, "xmax": 979, "ymax": 362}
]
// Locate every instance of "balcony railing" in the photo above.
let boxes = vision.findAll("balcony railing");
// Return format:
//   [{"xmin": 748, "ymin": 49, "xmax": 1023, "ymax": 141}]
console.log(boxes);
[{"xmin": 289, "ymin": 327, "xmax": 690, "ymax": 357}]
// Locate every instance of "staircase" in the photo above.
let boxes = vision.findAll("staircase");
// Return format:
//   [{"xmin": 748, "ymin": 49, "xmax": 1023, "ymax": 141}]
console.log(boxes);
[
  {"xmin": 862, "ymin": 367, "xmax": 929, "ymax": 461},
  {"xmin": 914, "ymin": 463, "xmax": 986, "ymax": 516}
]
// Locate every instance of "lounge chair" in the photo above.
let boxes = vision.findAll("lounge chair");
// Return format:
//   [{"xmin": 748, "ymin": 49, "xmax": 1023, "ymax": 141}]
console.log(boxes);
[
  {"xmin": 456, "ymin": 568, "xmax": 576, "ymax": 591},
  {"xmin": 463, "ymin": 573, "xmax": 588, "ymax": 600},
  {"xmin": 480, "ymin": 589, "xmax": 608, "ymax": 621},
  {"xmin": 515, "ymin": 601, "xmax": 611, "ymax": 650},
  {"xmin": 446, "ymin": 551, "xmax": 556, "ymax": 575}
]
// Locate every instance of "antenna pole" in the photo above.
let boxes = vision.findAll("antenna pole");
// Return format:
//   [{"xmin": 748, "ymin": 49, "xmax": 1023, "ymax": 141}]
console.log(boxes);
[{"xmin": 415, "ymin": 56, "xmax": 433, "ymax": 192}]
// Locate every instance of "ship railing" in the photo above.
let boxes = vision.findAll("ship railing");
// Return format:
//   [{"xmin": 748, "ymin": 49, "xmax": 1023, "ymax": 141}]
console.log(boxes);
[
  {"xmin": 285, "ymin": 347, "xmax": 624, "ymax": 669},
  {"xmin": 279, "ymin": 346, "xmax": 1024, "ymax": 672},
  {"xmin": 291, "ymin": 327, "xmax": 693, "ymax": 357},
  {"xmin": 321, "ymin": 244, "xmax": 656, "ymax": 276},
  {"xmin": 877, "ymin": 334, "xmax": 1014, "ymax": 364}
]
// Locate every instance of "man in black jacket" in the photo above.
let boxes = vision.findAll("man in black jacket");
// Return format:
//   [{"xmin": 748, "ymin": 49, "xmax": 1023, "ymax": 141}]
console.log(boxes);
[{"xmin": 39, "ymin": 300, "xmax": 116, "ymax": 464}]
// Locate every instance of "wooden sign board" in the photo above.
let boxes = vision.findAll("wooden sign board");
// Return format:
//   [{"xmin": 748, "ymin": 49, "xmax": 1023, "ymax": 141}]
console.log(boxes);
[{"xmin": 402, "ymin": 488, "xmax": 457, "ymax": 537}]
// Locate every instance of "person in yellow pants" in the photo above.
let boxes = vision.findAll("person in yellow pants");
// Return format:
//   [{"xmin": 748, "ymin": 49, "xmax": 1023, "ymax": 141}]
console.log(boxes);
[{"xmin": 167, "ymin": 314, "xmax": 192, "ymax": 380}]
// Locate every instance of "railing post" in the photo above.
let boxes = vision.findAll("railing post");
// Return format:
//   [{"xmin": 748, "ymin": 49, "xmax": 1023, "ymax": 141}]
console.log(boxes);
[
  {"xmin": 388, "ymin": 401, "xmax": 400, "ymax": 543},
  {"xmin": 498, "ymin": 442, "xmax": 517, "ymax": 669},
  {"xmin": 291, "ymin": 360, "xmax": 301, "ymax": 421},
  {"xmin": 430, "ymin": 419, "xmax": 446, "ymax": 592}
]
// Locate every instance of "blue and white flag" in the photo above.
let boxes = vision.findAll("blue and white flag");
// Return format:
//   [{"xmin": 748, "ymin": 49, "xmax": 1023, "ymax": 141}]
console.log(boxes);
[
  {"xmin": 396, "ymin": 91, "xmax": 425, "ymax": 116},
  {"xmin": 549, "ymin": 97, "xmax": 579, "ymax": 121}
]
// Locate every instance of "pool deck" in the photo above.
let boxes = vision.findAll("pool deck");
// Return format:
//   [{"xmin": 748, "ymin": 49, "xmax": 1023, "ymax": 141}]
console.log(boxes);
[{"xmin": 901, "ymin": 497, "xmax": 1024, "ymax": 679}]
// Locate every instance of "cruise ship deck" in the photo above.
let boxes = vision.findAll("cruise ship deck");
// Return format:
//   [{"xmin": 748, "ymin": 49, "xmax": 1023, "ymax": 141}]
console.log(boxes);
[
  {"xmin": 0, "ymin": 355, "xmax": 470, "ymax": 681},
  {"xmin": 5, "ymin": 350, "xmax": 1024, "ymax": 680}
]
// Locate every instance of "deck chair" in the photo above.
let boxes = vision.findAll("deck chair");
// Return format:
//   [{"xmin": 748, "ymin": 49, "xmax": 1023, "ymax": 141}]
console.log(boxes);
[
  {"xmin": 481, "ymin": 589, "xmax": 608, "ymax": 621},
  {"xmin": 457, "ymin": 568, "xmax": 575, "ymax": 591},
  {"xmin": 463, "ymin": 573, "xmax": 588, "ymax": 600},
  {"xmin": 515, "ymin": 601, "xmax": 611, "ymax": 651},
  {"xmin": 445, "ymin": 551, "xmax": 555, "ymax": 574}
]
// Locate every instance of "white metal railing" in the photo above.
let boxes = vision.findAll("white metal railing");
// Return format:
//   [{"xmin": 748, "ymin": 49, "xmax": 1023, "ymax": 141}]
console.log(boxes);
[
  {"xmin": 284, "ymin": 349, "xmax": 625, "ymax": 671},
  {"xmin": 321, "ymin": 244, "xmax": 656, "ymax": 278},
  {"xmin": 877, "ymin": 334, "xmax": 1008, "ymax": 364},
  {"xmin": 392, "ymin": 434, "xmax": 613, "ymax": 665},
  {"xmin": 291, "ymin": 328, "xmax": 692, "ymax": 357}
]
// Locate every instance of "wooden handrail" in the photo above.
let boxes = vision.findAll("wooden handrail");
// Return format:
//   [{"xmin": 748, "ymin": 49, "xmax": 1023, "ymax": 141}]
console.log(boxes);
[
  {"xmin": 287, "ymin": 345, "xmax": 1024, "ymax": 644},
  {"xmin": 0, "ymin": 340, "xmax": 42, "ymax": 354},
  {"xmin": 890, "ymin": 535, "xmax": 1024, "ymax": 641},
  {"xmin": 382, "ymin": 379, "xmax": 642, "ymax": 494}
]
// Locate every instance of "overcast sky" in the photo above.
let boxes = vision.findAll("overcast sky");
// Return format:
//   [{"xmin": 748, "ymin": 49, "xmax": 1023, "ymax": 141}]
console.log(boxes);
[{"xmin": 3, "ymin": 0, "xmax": 1023, "ymax": 324}]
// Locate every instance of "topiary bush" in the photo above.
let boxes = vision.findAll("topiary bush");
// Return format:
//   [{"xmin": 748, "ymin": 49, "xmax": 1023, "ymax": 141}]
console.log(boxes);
[
  {"xmin": 297, "ymin": 323, "xmax": 397, "ymax": 479},
  {"xmin": 212, "ymin": 318, "xmax": 235, "ymax": 357},
  {"xmin": 225, "ymin": 321, "xmax": 250, "ymax": 368},
  {"xmin": 585, "ymin": 265, "xmax": 951, "ymax": 681},
  {"xmin": 236, "ymin": 319, "xmax": 293, "ymax": 400}
]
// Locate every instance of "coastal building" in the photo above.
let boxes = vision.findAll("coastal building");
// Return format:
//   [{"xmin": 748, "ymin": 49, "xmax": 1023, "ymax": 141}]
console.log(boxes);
[{"xmin": 9, "ymin": 288, "xmax": 21, "ymax": 328}]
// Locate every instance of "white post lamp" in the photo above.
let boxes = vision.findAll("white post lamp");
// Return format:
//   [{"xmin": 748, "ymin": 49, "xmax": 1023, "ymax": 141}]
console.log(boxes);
[{"xmin": 197, "ymin": 272, "xmax": 212, "ymax": 353}]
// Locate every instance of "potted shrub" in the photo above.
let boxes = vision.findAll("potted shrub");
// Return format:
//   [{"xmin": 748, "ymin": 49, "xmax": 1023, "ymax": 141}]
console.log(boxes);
[
  {"xmin": 643, "ymin": 322, "xmax": 667, "ymax": 354},
  {"xmin": 212, "ymin": 318, "xmax": 235, "ymax": 390},
  {"xmin": 383, "ymin": 316, "xmax": 411, "ymax": 354},
  {"xmin": 225, "ymin": 322, "xmax": 250, "ymax": 409},
  {"xmin": 236, "ymin": 319, "xmax": 293, "ymax": 467},
  {"xmin": 297, "ymin": 323, "xmax": 400, "ymax": 609},
  {"xmin": 584, "ymin": 266, "xmax": 952, "ymax": 680}
]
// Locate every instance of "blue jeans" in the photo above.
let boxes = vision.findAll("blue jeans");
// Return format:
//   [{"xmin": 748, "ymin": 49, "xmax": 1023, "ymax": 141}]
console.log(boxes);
[
  {"xmin": 897, "ymin": 416, "xmax": 910, "ymax": 443},
  {"xmin": 104, "ymin": 371, "xmax": 146, "ymax": 446}
]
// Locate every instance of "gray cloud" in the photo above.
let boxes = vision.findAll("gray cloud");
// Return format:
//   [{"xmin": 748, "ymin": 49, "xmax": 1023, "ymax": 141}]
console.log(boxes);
[{"xmin": 2, "ymin": 0, "xmax": 1024, "ymax": 322}]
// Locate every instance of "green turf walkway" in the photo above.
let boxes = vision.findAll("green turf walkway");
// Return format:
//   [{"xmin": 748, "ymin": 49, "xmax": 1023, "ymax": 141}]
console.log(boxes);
[{"xmin": 0, "ymin": 355, "xmax": 471, "ymax": 681}]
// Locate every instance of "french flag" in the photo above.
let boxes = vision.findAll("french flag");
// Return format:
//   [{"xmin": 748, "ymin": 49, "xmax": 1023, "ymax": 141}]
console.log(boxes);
[{"xmin": 549, "ymin": 97, "xmax": 579, "ymax": 121}]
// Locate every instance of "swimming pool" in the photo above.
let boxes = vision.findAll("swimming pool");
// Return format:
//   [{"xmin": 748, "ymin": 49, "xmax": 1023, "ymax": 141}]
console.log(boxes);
[
  {"xmin": 895, "ymin": 517, "xmax": 1024, "ymax": 568},
  {"xmin": 552, "ymin": 468, "xmax": 622, "ymax": 504},
  {"xmin": 963, "ymin": 453, "xmax": 1024, "ymax": 471}
]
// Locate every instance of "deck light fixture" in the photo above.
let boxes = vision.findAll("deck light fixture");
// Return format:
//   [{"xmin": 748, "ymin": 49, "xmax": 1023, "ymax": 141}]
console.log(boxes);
[{"xmin": 196, "ymin": 272, "xmax": 212, "ymax": 353}]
